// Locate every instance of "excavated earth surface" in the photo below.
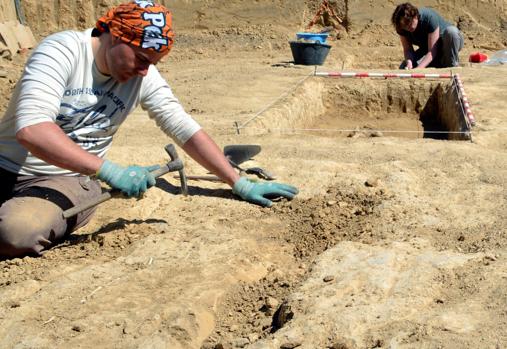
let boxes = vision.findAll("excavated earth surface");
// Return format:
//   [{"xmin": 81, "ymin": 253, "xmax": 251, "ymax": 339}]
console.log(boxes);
[{"xmin": 0, "ymin": 0, "xmax": 506, "ymax": 348}]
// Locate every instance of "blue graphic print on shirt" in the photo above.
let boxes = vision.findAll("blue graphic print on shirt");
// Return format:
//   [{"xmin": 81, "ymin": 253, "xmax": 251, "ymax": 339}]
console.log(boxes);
[{"xmin": 56, "ymin": 88, "xmax": 128, "ymax": 149}]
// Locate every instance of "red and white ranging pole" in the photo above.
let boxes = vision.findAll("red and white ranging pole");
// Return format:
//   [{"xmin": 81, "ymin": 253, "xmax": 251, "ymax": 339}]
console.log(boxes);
[{"xmin": 315, "ymin": 71, "xmax": 452, "ymax": 79}]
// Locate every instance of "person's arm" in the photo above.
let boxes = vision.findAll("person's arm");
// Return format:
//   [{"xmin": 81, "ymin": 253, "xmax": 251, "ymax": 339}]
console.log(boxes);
[
  {"xmin": 13, "ymin": 32, "xmax": 104, "ymax": 176},
  {"xmin": 400, "ymin": 36, "xmax": 416, "ymax": 69},
  {"xmin": 139, "ymin": 69, "xmax": 239, "ymax": 185},
  {"xmin": 416, "ymin": 27, "xmax": 440, "ymax": 68},
  {"xmin": 16, "ymin": 121, "xmax": 103, "ymax": 175},
  {"xmin": 17, "ymin": 121, "xmax": 158, "ymax": 197},
  {"xmin": 141, "ymin": 69, "xmax": 298, "ymax": 206},
  {"xmin": 181, "ymin": 129, "xmax": 240, "ymax": 186},
  {"xmin": 181, "ymin": 129, "xmax": 298, "ymax": 207}
]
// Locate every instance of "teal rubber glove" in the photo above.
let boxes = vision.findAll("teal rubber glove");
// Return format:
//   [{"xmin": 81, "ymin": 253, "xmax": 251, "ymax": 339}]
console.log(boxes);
[
  {"xmin": 232, "ymin": 177, "xmax": 299, "ymax": 207},
  {"xmin": 97, "ymin": 160, "xmax": 159, "ymax": 198}
]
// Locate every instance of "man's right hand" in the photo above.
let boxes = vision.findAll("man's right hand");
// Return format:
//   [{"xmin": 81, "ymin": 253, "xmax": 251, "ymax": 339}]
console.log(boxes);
[
  {"xmin": 97, "ymin": 160, "xmax": 158, "ymax": 197},
  {"xmin": 404, "ymin": 59, "xmax": 413, "ymax": 69}
]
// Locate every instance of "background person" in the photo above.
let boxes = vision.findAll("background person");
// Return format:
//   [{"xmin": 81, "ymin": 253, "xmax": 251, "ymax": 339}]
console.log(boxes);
[
  {"xmin": 0, "ymin": 0, "xmax": 298, "ymax": 258},
  {"xmin": 391, "ymin": 2, "xmax": 464, "ymax": 69}
]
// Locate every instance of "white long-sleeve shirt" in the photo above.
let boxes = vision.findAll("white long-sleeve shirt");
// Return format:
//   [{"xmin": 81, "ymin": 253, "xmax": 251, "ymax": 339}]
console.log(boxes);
[{"xmin": 0, "ymin": 28, "xmax": 201, "ymax": 175}]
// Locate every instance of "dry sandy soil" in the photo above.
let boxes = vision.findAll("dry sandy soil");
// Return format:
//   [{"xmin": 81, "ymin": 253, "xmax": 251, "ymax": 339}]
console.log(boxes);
[{"xmin": 1, "ymin": 0, "xmax": 506, "ymax": 348}]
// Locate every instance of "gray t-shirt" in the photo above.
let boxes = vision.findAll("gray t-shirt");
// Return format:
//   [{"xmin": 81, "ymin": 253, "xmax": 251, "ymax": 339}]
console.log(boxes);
[{"xmin": 400, "ymin": 8, "xmax": 451, "ymax": 52}]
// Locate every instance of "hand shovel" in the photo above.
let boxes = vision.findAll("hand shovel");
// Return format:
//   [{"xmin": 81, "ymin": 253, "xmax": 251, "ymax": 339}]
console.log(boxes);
[
  {"xmin": 223, "ymin": 144, "xmax": 261, "ymax": 165},
  {"xmin": 224, "ymin": 144, "xmax": 276, "ymax": 180}
]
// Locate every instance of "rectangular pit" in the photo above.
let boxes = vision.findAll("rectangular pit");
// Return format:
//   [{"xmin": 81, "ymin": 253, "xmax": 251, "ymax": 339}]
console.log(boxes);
[{"xmin": 245, "ymin": 77, "xmax": 471, "ymax": 141}]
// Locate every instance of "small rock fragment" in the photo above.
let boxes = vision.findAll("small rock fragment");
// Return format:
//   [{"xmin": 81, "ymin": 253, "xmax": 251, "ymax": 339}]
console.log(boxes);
[
  {"xmin": 280, "ymin": 340, "xmax": 302, "ymax": 349},
  {"xmin": 365, "ymin": 178, "xmax": 380, "ymax": 187},
  {"xmin": 323, "ymin": 275, "xmax": 335, "ymax": 282}
]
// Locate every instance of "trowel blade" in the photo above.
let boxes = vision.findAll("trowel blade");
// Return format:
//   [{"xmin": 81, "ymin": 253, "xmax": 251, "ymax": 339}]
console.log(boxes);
[{"xmin": 223, "ymin": 144, "xmax": 261, "ymax": 165}]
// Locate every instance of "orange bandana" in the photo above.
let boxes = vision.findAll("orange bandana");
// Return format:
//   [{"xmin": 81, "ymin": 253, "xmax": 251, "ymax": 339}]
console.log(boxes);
[{"xmin": 96, "ymin": 1, "xmax": 174, "ymax": 54}]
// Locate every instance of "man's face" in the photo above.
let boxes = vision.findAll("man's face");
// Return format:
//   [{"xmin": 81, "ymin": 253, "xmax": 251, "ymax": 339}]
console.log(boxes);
[
  {"xmin": 401, "ymin": 16, "xmax": 418, "ymax": 33},
  {"xmin": 106, "ymin": 38, "xmax": 167, "ymax": 83}
]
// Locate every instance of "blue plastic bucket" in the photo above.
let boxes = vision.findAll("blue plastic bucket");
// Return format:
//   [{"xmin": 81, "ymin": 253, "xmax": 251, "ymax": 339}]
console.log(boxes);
[
  {"xmin": 289, "ymin": 41, "xmax": 331, "ymax": 65},
  {"xmin": 296, "ymin": 32, "xmax": 329, "ymax": 43}
]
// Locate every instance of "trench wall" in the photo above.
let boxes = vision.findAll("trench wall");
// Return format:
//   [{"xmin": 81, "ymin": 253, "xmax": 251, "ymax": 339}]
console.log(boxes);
[
  {"xmin": 321, "ymin": 79, "xmax": 437, "ymax": 115},
  {"xmin": 0, "ymin": 0, "xmax": 17, "ymax": 23},
  {"xmin": 246, "ymin": 78, "xmax": 436, "ymax": 135},
  {"xmin": 17, "ymin": 0, "xmax": 197, "ymax": 38},
  {"xmin": 243, "ymin": 78, "xmax": 326, "ymax": 134},
  {"xmin": 12, "ymin": 0, "xmax": 507, "ymax": 40},
  {"xmin": 439, "ymin": 82, "xmax": 469, "ymax": 140}
]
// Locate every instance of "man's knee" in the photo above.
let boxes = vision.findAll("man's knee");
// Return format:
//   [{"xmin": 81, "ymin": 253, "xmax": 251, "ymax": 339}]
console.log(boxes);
[
  {"xmin": 0, "ymin": 200, "xmax": 65, "ymax": 258},
  {"xmin": 444, "ymin": 26, "xmax": 460, "ymax": 36},
  {"xmin": 443, "ymin": 26, "xmax": 463, "ymax": 46},
  {"xmin": 0, "ymin": 212, "xmax": 50, "ymax": 257}
]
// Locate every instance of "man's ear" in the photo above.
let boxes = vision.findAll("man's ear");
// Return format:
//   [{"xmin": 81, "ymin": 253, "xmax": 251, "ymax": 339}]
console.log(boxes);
[{"xmin": 159, "ymin": 51, "xmax": 170, "ymax": 63}]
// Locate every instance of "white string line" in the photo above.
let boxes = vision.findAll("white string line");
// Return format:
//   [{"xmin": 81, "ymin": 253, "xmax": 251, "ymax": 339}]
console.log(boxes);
[
  {"xmin": 232, "ymin": 127, "xmax": 507, "ymax": 133},
  {"xmin": 232, "ymin": 71, "xmax": 506, "ymax": 135},
  {"xmin": 235, "ymin": 72, "xmax": 314, "ymax": 130}
]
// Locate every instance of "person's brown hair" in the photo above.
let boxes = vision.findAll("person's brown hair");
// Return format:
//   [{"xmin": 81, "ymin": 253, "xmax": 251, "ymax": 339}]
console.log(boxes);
[{"xmin": 391, "ymin": 3, "xmax": 419, "ymax": 34}]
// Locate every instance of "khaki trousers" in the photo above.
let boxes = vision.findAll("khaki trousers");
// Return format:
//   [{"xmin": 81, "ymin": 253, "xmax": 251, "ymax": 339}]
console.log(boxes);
[{"xmin": 0, "ymin": 168, "xmax": 102, "ymax": 257}]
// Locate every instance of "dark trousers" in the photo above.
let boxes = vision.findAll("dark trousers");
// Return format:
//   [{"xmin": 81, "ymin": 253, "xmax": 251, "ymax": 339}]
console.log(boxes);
[{"xmin": 400, "ymin": 26, "xmax": 464, "ymax": 69}]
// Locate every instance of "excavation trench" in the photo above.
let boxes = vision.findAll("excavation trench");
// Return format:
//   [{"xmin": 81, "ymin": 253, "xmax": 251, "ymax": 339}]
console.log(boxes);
[
  {"xmin": 244, "ymin": 77, "xmax": 471, "ymax": 141},
  {"xmin": 207, "ymin": 76, "xmax": 471, "ymax": 348},
  {"xmin": 202, "ymin": 185, "xmax": 386, "ymax": 348}
]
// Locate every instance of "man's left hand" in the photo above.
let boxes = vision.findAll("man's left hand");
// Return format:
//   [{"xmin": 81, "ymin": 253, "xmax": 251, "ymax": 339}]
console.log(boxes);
[{"xmin": 232, "ymin": 177, "xmax": 299, "ymax": 207}]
